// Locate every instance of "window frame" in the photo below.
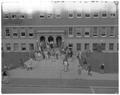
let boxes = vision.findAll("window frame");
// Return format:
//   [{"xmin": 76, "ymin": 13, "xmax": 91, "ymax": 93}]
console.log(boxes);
[
  {"xmin": 101, "ymin": 11, "xmax": 107, "ymax": 18},
  {"xmin": 68, "ymin": 27, "xmax": 73, "ymax": 37},
  {"xmin": 12, "ymin": 28, "xmax": 18, "ymax": 38},
  {"xmin": 84, "ymin": 43, "xmax": 90, "ymax": 50},
  {"xmin": 109, "ymin": 43, "xmax": 114, "ymax": 50},
  {"xmin": 13, "ymin": 43, "xmax": 19, "ymax": 51},
  {"xmin": 76, "ymin": 12, "xmax": 82, "ymax": 18},
  {"xmin": 6, "ymin": 43, "xmax": 11, "ymax": 51},
  {"xmin": 85, "ymin": 13, "xmax": 91, "ymax": 18},
  {"xmin": 76, "ymin": 28, "xmax": 82, "ymax": 37},
  {"xmin": 110, "ymin": 12, "xmax": 116, "ymax": 18},
  {"xmin": 93, "ymin": 27, "xmax": 98, "ymax": 37},
  {"xmin": 101, "ymin": 43, "xmax": 106, "ymax": 51},
  {"xmin": 68, "ymin": 12, "xmax": 74, "ymax": 18},
  {"xmin": 5, "ymin": 28, "xmax": 11, "ymax": 38},
  {"xmin": 84, "ymin": 28, "xmax": 90, "ymax": 37},
  {"xmin": 76, "ymin": 43, "xmax": 81, "ymax": 51},
  {"xmin": 47, "ymin": 13, "xmax": 53, "ymax": 19},
  {"xmin": 3, "ymin": 14, "xmax": 9, "ymax": 19},
  {"xmin": 101, "ymin": 27, "xmax": 107, "ymax": 37},
  {"xmin": 20, "ymin": 28, "xmax": 26, "ymax": 38},
  {"xmin": 21, "ymin": 43, "xmax": 27, "ymax": 51},
  {"xmin": 109, "ymin": 27, "xmax": 115, "ymax": 37},
  {"xmin": 29, "ymin": 43, "xmax": 34, "ymax": 51},
  {"xmin": 93, "ymin": 12, "xmax": 99, "ymax": 18}
]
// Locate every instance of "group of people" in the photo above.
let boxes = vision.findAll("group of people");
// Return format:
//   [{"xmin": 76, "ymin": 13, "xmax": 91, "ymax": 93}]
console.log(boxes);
[{"xmin": 2, "ymin": 41, "xmax": 105, "ymax": 84}]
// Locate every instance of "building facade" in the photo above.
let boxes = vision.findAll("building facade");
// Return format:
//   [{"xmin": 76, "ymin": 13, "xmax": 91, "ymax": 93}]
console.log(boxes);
[{"xmin": 2, "ymin": 1, "xmax": 118, "ymax": 54}]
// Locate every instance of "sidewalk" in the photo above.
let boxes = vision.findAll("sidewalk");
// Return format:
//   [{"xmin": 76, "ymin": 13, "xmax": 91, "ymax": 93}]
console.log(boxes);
[{"xmin": 9, "ymin": 57, "xmax": 118, "ymax": 81}]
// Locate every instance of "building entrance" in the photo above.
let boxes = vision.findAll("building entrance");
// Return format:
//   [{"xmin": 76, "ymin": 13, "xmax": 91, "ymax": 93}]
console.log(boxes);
[
  {"xmin": 40, "ymin": 36, "xmax": 45, "ymax": 42},
  {"xmin": 56, "ymin": 36, "xmax": 62, "ymax": 47},
  {"xmin": 48, "ymin": 36, "xmax": 54, "ymax": 48}
]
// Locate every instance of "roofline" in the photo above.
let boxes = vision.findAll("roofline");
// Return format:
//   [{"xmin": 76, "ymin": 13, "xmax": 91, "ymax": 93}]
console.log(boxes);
[{"xmin": 3, "ymin": 25, "xmax": 118, "ymax": 27}]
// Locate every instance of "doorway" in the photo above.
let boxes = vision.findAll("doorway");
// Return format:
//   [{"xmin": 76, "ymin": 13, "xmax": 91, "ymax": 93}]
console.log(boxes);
[{"xmin": 56, "ymin": 36, "xmax": 62, "ymax": 47}]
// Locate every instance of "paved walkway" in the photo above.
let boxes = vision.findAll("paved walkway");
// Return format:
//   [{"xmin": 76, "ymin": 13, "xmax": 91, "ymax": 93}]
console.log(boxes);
[{"xmin": 9, "ymin": 56, "xmax": 118, "ymax": 80}]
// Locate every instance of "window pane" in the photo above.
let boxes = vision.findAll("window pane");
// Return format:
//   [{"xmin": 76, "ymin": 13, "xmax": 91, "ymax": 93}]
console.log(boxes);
[
  {"xmin": 21, "ymin": 43, "xmax": 26, "ymax": 51},
  {"xmin": 29, "ymin": 43, "xmax": 34, "ymax": 50},
  {"xmin": 109, "ymin": 43, "xmax": 114, "ymax": 50},
  {"xmin": 76, "ymin": 28, "xmax": 82, "ymax": 37},
  {"xmin": 13, "ymin": 43, "xmax": 19, "ymax": 51},
  {"xmin": 5, "ymin": 28, "xmax": 10, "ymax": 37},
  {"xmin": 101, "ymin": 43, "xmax": 106, "ymax": 50},
  {"xmin": 76, "ymin": 43, "xmax": 81, "ymax": 50},
  {"xmin": 84, "ymin": 43, "xmax": 89, "ymax": 50},
  {"xmin": 84, "ymin": 28, "xmax": 90, "ymax": 37},
  {"xmin": 109, "ymin": 27, "xmax": 114, "ymax": 36},
  {"xmin": 20, "ymin": 28, "xmax": 26, "ymax": 37},
  {"xmin": 93, "ymin": 12, "xmax": 99, "ymax": 17},
  {"xmin": 6, "ymin": 43, "xmax": 11, "ymax": 51},
  {"xmin": 93, "ymin": 43, "xmax": 98, "ymax": 51},
  {"xmin": 101, "ymin": 27, "xmax": 106, "ymax": 37},
  {"xmin": 93, "ymin": 27, "xmax": 98, "ymax": 36},
  {"xmin": 69, "ymin": 27, "xmax": 73, "ymax": 35},
  {"xmin": 85, "ymin": 13, "xmax": 90, "ymax": 17}
]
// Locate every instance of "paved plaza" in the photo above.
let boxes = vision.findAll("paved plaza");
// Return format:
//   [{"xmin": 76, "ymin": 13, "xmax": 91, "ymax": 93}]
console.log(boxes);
[
  {"xmin": 2, "ymin": 55, "xmax": 118, "ymax": 93},
  {"xmin": 8, "ymin": 55, "xmax": 118, "ymax": 80}
]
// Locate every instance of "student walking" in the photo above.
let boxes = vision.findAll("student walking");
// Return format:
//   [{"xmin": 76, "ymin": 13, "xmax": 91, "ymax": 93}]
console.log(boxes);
[
  {"xmin": 87, "ymin": 65, "xmax": 92, "ymax": 76},
  {"xmin": 100, "ymin": 64, "xmax": 105, "ymax": 74},
  {"xmin": 63, "ymin": 58, "xmax": 69, "ymax": 72},
  {"xmin": 2, "ymin": 70, "xmax": 9, "ymax": 84}
]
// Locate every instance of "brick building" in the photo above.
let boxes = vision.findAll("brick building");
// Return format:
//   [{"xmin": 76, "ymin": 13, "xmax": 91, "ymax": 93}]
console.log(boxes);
[{"xmin": 1, "ymin": 1, "xmax": 119, "ymax": 73}]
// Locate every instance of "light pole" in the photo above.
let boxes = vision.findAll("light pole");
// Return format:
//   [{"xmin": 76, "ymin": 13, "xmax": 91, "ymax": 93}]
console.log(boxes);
[{"xmin": 114, "ymin": 1, "xmax": 119, "ymax": 16}]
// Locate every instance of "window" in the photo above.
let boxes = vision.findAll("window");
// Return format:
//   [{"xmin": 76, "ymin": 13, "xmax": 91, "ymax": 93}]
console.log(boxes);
[
  {"xmin": 69, "ymin": 43, "xmax": 73, "ymax": 48},
  {"xmin": 28, "ymin": 28, "xmax": 34, "ymax": 38},
  {"xmin": 13, "ymin": 33, "xmax": 18, "ymax": 37},
  {"xmin": 93, "ymin": 12, "xmax": 99, "ymax": 17},
  {"xmin": 102, "ymin": 11, "xmax": 107, "ymax": 17},
  {"xmin": 84, "ymin": 28, "xmax": 90, "ymax": 37},
  {"xmin": 68, "ymin": 12, "xmax": 74, "ymax": 18},
  {"xmin": 55, "ymin": 14, "xmax": 61, "ymax": 18},
  {"xmin": 21, "ymin": 32, "xmax": 25, "ymax": 36},
  {"xmin": 109, "ymin": 43, "xmax": 114, "ymax": 50},
  {"xmin": 6, "ymin": 43, "xmax": 11, "ymax": 51},
  {"xmin": 76, "ymin": 43, "xmax": 81, "ymax": 51},
  {"xmin": 68, "ymin": 27, "xmax": 73, "ymax": 37},
  {"xmin": 84, "ymin": 43, "xmax": 89, "ymax": 50},
  {"xmin": 29, "ymin": 43, "xmax": 34, "ymax": 51},
  {"xmin": 5, "ymin": 28, "xmax": 10, "ymax": 37},
  {"xmin": 12, "ymin": 28, "xmax": 18, "ymax": 38},
  {"xmin": 85, "ymin": 13, "xmax": 90, "ymax": 17},
  {"xmin": 76, "ymin": 28, "xmax": 82, "ymax": 37},
  {"xmin": 77, "ymin": 13, "xmax": 82, "ymax": 18},
  {"xmin": 11, "ymin": 14, "xmax": 16, "ymax": 19},
  {"xmin": 19, "ymin": 15, "xmax": 25, "ymax": 19},
  {"xmin": 4, "ymin": 14, "xmax": 9, "ymax": 19},
  {"xmin": 13, "ymin": 43, "xmax": 19, "ymax": 51},
  {"xmin": 21, "ymin": 43, "xmax": 26, "ymax": 51},
  {"xmin": 101, "ymin": 27, "xmax": 106, "ymax": 37},
  {"xmin": 40, "ymin": 13, "xmax": 45, "ymax": 18},
  {"xmin": 93, "ymin": 27, "xmax": 98, "ymax": 37},
  {"xmin": 101, "ymin": 43, "xmax": 106, "ymax": 50},
  {"xmin": 47, "ymin": 13, "xmax": 53, "ymax": 18},
  {"xmin": 20, "ymin": 28, "xmax": 26, "ymax": 38},
  {"xmin": 29, "ymin": 33, "xmax": 34, "ymax": 37},
  {"xmin": 110, "ymin": 13, "xmax": 116, "ymax": 17},
  {"xmin": 109, "ymin": 27, "xmax": 115, "ymax": 37},
  {"xmin": 93, "ymin": 43, "xmax": 98, "ymax": 51}
]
